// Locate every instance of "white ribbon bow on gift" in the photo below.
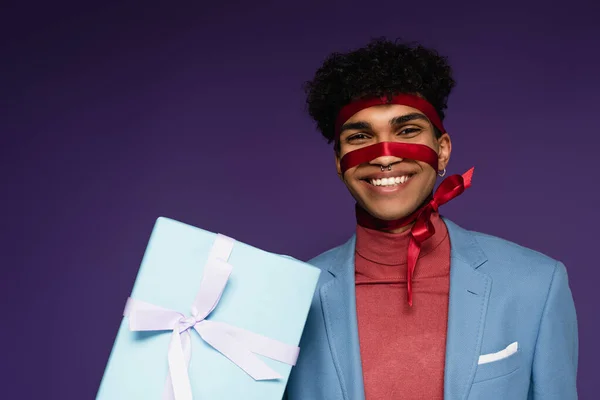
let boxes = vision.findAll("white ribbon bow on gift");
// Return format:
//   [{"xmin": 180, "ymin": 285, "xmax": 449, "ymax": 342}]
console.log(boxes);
[{"xmin": 123, "ymin": 234, "xmax": 300, "ymax": 400}]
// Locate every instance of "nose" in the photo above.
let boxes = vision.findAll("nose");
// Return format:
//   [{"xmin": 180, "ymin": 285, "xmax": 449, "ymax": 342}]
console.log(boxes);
[{"xmin": 369, "ymin": 155, "xmax": 403, "ymax": 168}]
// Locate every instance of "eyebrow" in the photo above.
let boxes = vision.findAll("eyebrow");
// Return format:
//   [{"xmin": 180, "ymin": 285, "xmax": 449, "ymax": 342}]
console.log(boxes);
[
  {"xmin": 389, "ymin": 113, "xmax": 430, "ymax": 126},
  {"xmin": 339, "ymin": 112, "xmax": 430, "ymax": 134}
]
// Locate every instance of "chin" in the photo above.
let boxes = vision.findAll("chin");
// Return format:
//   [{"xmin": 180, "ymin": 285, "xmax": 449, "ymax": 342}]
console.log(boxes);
[{"xmin": 363, "ymin": 204, "xmax": 416, "ymax": 221}]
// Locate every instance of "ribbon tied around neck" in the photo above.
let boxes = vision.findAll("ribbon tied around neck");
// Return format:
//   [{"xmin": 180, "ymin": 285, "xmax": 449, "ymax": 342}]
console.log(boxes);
[
  {"xmin": 347, "ymin": 142, "xmax": 474, "ymax": 306},
  {"xmin": 123, "ymin": 234, "xmax": 300, "ymax": 400}
]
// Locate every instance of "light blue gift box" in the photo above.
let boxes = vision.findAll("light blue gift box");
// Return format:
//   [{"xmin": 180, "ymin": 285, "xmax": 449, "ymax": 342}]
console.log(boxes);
[{"xmin": 96, "ymin": 217, "xmax": 321, "ymax": 399}]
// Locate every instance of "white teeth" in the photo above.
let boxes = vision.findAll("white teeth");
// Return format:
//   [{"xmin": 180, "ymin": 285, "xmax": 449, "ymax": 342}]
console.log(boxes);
[{"xmin": 369, "ymin": 175, "xmax": 411, "ymax": 187}]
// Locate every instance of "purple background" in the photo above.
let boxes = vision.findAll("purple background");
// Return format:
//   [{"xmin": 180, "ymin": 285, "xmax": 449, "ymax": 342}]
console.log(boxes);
[{"xmin": 2, "ymin": 1, "xmax": 598, "ymax": 398}]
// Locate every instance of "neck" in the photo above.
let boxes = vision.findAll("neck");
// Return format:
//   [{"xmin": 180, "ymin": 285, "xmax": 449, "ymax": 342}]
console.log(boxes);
[
  {"xmin": 386, "ymin": 223, "xmax": 414, "ymax": 234},
  {"xmin": 354, "ymin": 212, "xmax": 447, "ymax": 266}
]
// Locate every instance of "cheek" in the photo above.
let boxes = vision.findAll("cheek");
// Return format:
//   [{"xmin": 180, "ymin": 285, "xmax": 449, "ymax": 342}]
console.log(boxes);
[
  {"xmin": 340, "ymin": 167, "xmax": 358, "ymax": 184},
  {"xmin": 415, "ymin": 158, "xmax": 437, "ymax": 173},
  {"xmin": 412, "ymin": 162, "xmax": 437, "ymax": 187},
  {"xmin": 409, "ymin": 131, "xmax": 439, "ymax": 149},
  {"xmin": 416, "ymin": 137, "xmax": 439, "ymax": 151},
  {"xmin": 418, "ymin": 171, "xmax": 438, "ymax": 195}
]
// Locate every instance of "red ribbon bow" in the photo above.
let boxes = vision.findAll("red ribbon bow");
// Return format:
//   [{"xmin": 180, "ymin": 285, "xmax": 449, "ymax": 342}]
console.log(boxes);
[{"xmin": 406, "ymin": 167, "xmax": 473, "ymax": 306}]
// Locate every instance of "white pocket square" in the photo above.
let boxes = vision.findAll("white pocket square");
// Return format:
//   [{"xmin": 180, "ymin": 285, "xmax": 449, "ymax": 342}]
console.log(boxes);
[{"xmin": 478, "ymin": 342, "xmax": 519, "ymax": 365}]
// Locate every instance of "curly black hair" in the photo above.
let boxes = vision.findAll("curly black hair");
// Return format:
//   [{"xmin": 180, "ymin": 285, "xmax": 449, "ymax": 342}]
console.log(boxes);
[{"xmin": 304, "ymin": 37, "xmax": 456, "ymax": 144}]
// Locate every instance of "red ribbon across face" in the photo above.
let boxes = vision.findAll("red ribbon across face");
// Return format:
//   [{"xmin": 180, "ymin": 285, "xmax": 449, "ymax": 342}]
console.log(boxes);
[
  {"xmin": 339, "ymin": 142, "xmax": 439, "ymax": 175},
  {"xmin": 335, "ymin": 94, "xmax": 473, "ymax": 306}
]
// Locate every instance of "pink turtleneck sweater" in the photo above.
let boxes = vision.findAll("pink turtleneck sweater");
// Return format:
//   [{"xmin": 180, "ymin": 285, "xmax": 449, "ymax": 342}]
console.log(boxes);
[{"xmin": 354, "ymin": 213, "xmax": 451, "ymax": 399}]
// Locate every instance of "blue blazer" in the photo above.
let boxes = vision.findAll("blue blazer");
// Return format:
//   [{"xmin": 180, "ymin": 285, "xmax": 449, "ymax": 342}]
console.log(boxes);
[{"xmin": 285, "ymin": 218, "xmax": 578, "ymax": 399}]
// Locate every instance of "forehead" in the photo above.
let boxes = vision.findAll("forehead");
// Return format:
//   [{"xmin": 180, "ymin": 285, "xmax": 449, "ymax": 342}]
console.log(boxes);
[{"xmin": 346, "ymin": 104, "xmax": 424, "ymax": 123}]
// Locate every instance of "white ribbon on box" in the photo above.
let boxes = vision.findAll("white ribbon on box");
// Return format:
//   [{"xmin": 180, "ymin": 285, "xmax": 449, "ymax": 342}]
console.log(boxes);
[{"xmin": 123, "ymin": 234, "xmax": 300, "ymax": 400}]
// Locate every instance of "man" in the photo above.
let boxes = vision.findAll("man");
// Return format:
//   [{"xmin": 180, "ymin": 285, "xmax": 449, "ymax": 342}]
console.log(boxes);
[{"xmin": 284, "ymin": 38, "xmax": 578, "ymax": 399}]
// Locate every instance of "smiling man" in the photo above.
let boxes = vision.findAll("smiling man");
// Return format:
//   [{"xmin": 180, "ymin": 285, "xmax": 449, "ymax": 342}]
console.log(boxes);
[{"xmin": 284, "ymin": 39, "xmax": 578, "ymax": 399}]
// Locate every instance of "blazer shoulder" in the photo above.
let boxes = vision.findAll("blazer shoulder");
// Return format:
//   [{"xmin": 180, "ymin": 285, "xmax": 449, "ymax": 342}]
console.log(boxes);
[
  {"xmin": 468, "ymin": 229, "xmax": 563, "ymax": 281},
  {"xmin": 306, "ymin": 236, "xmax": 353, "ymax": 270},
  {"xmin": 472, "ymin": 230, "xmax": 557, "ymax": 263},
  {"xmin": 446, "ymin": 218, "xmax": 561, "ymax": 272}
]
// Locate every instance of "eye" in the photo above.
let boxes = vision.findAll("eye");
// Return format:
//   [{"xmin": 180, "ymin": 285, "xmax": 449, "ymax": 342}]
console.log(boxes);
[
  {"xmin": 346, "ymin": 132, "xmax": 370, "ymax": 142},
  {"xmin": 398, "ymin": 127, "xmax": 422, "ymax": 136}
]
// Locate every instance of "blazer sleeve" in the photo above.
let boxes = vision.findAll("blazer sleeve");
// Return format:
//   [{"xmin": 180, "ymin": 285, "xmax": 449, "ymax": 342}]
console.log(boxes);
[{"xmin": 531, "ymin": 261, "xmax": 579, "ymax": 399}]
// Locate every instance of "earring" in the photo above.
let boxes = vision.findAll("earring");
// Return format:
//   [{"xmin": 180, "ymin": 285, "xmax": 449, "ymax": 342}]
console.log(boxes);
[{"xmin": 438, "ymin": 168, "xmax": 446, "ymax": 177}]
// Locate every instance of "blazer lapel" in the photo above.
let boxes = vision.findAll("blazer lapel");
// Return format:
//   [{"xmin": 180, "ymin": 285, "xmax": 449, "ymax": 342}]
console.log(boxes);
[
  {"xmin": 319, "ymin": 236, "xmax": 365, "ymax": 400},
  {"xmin": 443, "ymin": 219, "xmax": 492, "ymax": 400}
]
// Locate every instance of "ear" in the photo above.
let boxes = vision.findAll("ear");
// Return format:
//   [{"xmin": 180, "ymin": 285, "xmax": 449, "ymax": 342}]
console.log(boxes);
[{"xmin": 437, "ymin": 133, "xmax": 452, "ymax": 172}]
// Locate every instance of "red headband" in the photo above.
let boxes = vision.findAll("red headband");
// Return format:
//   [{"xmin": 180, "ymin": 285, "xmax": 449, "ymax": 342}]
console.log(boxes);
[{"xmin": 334, "ymin": 93, "xmax": 446, "ymax": 143}]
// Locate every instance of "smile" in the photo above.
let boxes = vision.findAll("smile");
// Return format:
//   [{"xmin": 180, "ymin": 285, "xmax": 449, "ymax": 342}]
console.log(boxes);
[{"xmin": 367, "ymin": 174, "xmax": 414, "ymax": 187}]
